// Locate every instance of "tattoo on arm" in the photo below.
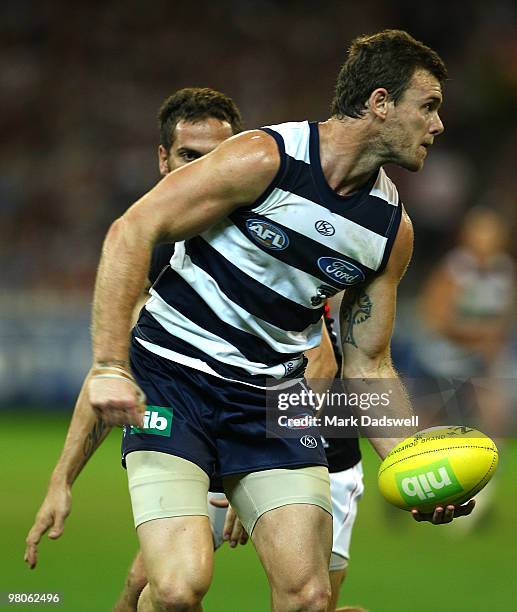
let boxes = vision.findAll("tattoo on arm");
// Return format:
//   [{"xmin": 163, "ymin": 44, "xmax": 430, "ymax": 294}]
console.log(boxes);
[
  {"xmin": 340, "ymin": 289, "xmax": 372, "ymax": 348},
  {"xmin": 83, "ymin": 418, "xmax": 106, "ymax": 458}
]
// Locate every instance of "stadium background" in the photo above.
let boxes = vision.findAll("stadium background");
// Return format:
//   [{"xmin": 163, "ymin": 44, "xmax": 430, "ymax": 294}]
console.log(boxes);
[{"xmin": 1, "ymin": 1, "xmax": 516, "ymax": 610}]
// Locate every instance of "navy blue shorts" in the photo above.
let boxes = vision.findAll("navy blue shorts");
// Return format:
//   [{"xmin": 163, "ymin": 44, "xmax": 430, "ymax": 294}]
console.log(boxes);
[{"xmin": 122, "ymin": 340, "xmax": 327, "ymax": 487}]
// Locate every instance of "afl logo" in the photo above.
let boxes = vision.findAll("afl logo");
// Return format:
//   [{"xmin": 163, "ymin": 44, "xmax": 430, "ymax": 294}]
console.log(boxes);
[
  {"xmin": 300, "ymin": 435, "xmax": 318, "ymax": 448},
  {"xmin": 246, "ymin": 219, "xmax": 289, "ymax": 250},
  {"xmin": 317, "ymin": 257, "xmax": 365, "ymax": 286},
  {"xmin": 315, "ymin": 220, "xmax": 335, "ymax": 236}
]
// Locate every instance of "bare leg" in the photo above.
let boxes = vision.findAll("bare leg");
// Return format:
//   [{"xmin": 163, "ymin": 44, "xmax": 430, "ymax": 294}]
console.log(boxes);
[
  {"xmin": 114, "ymin": 551, "xmax": 147, "ymax": 612},
  {"xmin": 252, "ymin": 504, "xmax": 332, "ymax": 612},
  {"xmin": 136, "ymin": 516, "xmax": 213, "ymax": 612}
]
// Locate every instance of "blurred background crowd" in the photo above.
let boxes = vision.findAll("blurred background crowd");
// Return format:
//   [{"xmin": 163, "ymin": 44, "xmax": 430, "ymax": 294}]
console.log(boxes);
[{"xmin": 1, "ymin": 0, "xmax": 517, "ymax": 409}]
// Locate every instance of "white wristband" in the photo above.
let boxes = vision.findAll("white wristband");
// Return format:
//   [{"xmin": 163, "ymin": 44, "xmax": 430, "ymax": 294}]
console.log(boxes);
[{"xmin": 91, "ymin": 373, "xmax": 146, "ymax": 404}]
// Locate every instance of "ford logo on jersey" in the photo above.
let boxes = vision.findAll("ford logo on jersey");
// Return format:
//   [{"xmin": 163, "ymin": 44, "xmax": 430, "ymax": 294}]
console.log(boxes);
[
  {"xmin": 317, "ymin": 257, "xmax": 365, "ymax": 285},
  {"xmin": 246, "ymin": 219, "xmax": 289, "ymax": 250}
]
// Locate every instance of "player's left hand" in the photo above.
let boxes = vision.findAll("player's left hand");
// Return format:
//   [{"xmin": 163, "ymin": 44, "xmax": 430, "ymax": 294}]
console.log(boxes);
[
  {"xmin": 210, "ymin": 497, "xmax": 249, "ymax": 547},
  {"xmin": 411, "ymin": 499, "xmax": 475, "ymax": 524},
  {"xmin": 24, "ymin": 484, "xmax": 72, "ymax": 569}
]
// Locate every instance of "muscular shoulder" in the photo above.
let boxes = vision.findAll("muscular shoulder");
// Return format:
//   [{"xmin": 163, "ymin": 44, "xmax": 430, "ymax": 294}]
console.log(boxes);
[
  {"xmin": 216, "ymin": 129, "xmax": 281, "ymax": 166},
  {"xmin": 148, "ymin": 129, "xmax": 282, "ymax": 215},
  {"xmin": 384, "ymin": 207, "xmax": 414, "ymax": 282},
  {"xmin": 207, "ymin": 129, "xmax": 281, "ymax": 202}
]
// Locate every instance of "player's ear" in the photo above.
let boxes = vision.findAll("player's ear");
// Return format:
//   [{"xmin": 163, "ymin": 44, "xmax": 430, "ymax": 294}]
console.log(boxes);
[
  {"xmin": 368, "ymin": 88, "xmax": 390, "ymax": 120},
  {"xmin": 158, "ymin": 145, "xmax": 170, "ymax": 176}
]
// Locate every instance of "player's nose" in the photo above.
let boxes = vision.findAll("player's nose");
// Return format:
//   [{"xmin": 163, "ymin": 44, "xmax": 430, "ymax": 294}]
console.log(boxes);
[{"xmin": 430, "ymin": 113, "xmax": 444, "ymax": 136}]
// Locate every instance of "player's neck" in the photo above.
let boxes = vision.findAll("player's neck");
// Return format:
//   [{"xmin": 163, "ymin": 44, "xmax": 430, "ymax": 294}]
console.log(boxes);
[{"xmin": 318, "ymin": 117, "xmax": 383, "ymax": 197}]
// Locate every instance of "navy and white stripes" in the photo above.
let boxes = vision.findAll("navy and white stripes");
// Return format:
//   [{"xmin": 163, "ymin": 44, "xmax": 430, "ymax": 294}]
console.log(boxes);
[{"xmin": 137, "ymin": 121, "xmax": 402, "ymax": 385}]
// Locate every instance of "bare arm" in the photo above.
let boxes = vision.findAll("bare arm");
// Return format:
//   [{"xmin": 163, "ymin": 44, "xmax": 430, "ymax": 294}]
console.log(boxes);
[
  {"xmin": 339, "ymin": 212, "xmax": 475, "ymax": 525},
  {"xmin": 53, "ymin": 374, "xmax": 111, "ymax": 486},
  {"xmin": 25, "ymin": 285, "xmax": 151, "ymax": 569},
  {"xmin": 89, "ymin": 131, "xmax": 280, "ymax": 427},
  {"xmin": 340, "ymin": 209, "xmax": 414, "ymax": 460},
  {"xmin": 24, "ymin": 374, "xmax": 111, "ymax": 568}
]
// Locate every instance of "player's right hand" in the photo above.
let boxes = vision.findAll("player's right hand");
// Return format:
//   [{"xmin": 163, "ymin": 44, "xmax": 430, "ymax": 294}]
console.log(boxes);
[
  {"xmin": 88, "ymin": 375, "xmax": 145, "ymax": 428},
  {"xmin": 411, "ymin": 499, "xmax": 476, "ymax": 524},
  {"xmin": 24, "ymin": 485, "xmax": 72, "ymax": 569}
]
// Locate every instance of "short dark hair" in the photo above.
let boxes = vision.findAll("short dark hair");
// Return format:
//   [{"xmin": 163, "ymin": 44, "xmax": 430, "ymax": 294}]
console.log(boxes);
[
  {"xmin": 331, "ymin": 30, "xmax": 448, "ymax": 119},
  {"xmin": 158, "ymin": 87, "xmax": 244, "ymax": 150}
]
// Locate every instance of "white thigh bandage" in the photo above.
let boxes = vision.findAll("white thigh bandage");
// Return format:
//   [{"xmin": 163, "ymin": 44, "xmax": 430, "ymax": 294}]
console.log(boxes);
[
  {"xmin": 126, "ymin": 451, "xmax": 210, "ymax": 528},
  {"xmin": 224, "ymin": 466, "xmax": 331, "ymax": 537}
]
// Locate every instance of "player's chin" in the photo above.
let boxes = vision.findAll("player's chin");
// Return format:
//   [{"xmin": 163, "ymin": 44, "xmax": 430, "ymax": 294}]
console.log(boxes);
[{"xmin": 400, "ymin": 156, "xmax": 424, "ymax": 172}]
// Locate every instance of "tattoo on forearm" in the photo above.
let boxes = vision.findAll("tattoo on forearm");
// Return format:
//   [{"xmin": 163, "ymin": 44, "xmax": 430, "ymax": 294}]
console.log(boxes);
[
  {"xmin": 83, "ymin": 418, "xmax": 106, "ymax": 458},
  {"xmin": 340, "ymin": 289, "xmax": 372, "ymax": 347}
]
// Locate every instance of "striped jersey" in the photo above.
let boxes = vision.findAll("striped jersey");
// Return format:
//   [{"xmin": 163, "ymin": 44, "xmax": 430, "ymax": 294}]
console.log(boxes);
[{"xmin": 134, "ymin": 121, "xmax": 402, "ymax": 387}]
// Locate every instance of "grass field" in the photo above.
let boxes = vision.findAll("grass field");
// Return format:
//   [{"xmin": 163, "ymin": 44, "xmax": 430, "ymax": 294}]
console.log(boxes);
[{"xmin": 2, "ymin": 411, "xmax": 516, "ymax": 611}]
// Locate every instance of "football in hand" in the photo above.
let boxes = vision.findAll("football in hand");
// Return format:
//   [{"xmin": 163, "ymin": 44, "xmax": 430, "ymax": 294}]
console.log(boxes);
[{"xmin": 378, "ymin": 426, "xmax": 498, "ymax": 512}]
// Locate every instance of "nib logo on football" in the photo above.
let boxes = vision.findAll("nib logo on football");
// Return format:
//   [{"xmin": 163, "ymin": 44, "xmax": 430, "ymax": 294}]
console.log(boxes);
[
  {"xmin": 396, "ymin": 458, "xmax": 463, "ymax": 504},
  {"xmin": 130, "ymin": 406, "xmax": 173, "ymax": 437}
]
